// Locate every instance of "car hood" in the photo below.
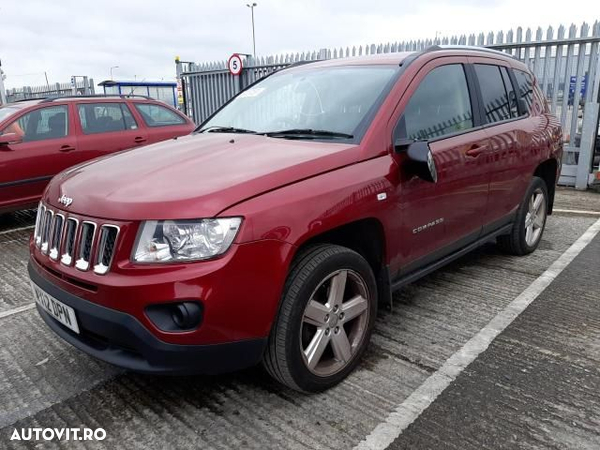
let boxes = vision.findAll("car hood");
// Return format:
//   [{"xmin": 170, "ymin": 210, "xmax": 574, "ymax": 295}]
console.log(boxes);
[{"xmin": 45, "ymin": 133, "xmax": 360, "ymax": 220}]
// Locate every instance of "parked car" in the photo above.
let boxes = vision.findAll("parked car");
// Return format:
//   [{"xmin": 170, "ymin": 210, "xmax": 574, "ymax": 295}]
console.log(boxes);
[
  {"xmin": 29, "ymin": 47, "xmax": 562, "ymax": 392},
  {"xmin": 0, "ymin": 95, "xmax": 195, "ymax": 213}
]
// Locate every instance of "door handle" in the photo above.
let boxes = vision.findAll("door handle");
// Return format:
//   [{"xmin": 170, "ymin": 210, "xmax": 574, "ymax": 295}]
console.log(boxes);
[
  {"xmin": 134, "ymin": 137, "xmax": 147, "ymax": 144},
  {"xmin": 59, "ymin": 145, "xmax": 76, "ymax": 152},
  {"xmin": 465, "ymin": 144, "xmax": 487, "ymax": 158}
]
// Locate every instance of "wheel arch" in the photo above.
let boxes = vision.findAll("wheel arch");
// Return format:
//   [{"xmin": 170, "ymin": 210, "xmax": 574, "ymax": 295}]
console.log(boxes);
[{"xmin": 533, "ymin": 158, "xmax": 558, "ymax": 214}]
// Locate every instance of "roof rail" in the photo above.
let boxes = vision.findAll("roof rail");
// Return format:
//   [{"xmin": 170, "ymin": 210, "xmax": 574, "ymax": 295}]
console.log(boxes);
[
  {"xmin": 424, "ymin": 45, "xmax": 516, "ymax": 59},
  {"xmin": 40, "ymin": 94, "xmax": 153, "ymax": 103}
]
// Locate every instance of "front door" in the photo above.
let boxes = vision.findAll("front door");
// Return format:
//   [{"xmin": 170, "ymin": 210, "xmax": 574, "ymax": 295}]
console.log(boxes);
[
  {"xmin": 388, "ymin": 59, "xmax": 491, "ymax": 276},
  {"xmin": 0, "ymin": 104, "xmax": 77, "ymax": 210}
]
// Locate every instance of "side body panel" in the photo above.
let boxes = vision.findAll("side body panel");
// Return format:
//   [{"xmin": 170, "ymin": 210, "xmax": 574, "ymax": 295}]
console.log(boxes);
[{"xmin": 0, "ymin": 102, "xmax": 78, "ymax": 210}]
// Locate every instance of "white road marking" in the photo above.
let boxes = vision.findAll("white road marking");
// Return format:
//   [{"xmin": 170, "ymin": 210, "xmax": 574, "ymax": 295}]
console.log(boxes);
[
  {"xmin": 0, "ymin": 303, "xmax": 35, "ymax": 319},
  {"xmin": 0, "ymin": 225, "xmax": 35, "ymax": 236},
  {"xmin": 355, "ymin": 217, "xmax": 600, "ymax": 450},
  {"xmin": 553, "ymin": 208, "xmax": 600, "ymax": 216}
]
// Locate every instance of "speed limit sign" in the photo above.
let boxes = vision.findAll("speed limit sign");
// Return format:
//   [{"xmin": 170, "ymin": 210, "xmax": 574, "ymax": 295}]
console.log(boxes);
[{"xmin": 228, "ymin": 54, "xmax": 243, "ymax": 76}]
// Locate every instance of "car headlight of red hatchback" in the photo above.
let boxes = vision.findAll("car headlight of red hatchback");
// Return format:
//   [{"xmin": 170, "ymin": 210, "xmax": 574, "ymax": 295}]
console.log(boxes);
[{"xmin": 133, "ymin": 218, "xmax": 242, "ymax": 263}]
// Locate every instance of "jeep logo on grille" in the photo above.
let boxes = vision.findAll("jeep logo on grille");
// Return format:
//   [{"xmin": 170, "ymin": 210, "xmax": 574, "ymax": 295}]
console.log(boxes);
[{"xmin": 58, "ymin": 194, "xmax": 73, "ymax": 207}]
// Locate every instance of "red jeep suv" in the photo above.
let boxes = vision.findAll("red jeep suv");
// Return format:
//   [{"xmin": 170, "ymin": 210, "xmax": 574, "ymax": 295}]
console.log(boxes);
[
  {"xmin": 28, "ymin": 47, "xmax": 562, "ymax": 392},
  {"xmin": 0, "ymin": 95, "xmax": 194, "ymax": 213}
]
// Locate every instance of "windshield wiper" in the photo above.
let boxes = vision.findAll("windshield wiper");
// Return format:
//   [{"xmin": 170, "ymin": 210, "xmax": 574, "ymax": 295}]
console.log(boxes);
[
  {"xmin": 198, "ymin": 126, "xmax": 258, "ymax": 134},
  {"xmin": 263, "ymin": 129, "xmax": 354, "ymax": 139}
]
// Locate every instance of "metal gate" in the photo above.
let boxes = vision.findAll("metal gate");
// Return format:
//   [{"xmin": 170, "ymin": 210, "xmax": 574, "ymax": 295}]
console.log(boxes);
[{"xmin": 177, "ymin": 20, "xmax": 600, "ymax": 189}]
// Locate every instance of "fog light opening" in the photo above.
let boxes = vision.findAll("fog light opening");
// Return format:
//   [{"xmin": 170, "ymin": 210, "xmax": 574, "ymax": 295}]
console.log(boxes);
[{"xmin": 145, "ymin": 301, "xmax": 203, "ymax": 332}]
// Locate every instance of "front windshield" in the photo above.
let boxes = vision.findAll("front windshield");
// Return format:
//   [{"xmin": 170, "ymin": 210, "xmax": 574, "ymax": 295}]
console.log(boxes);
[
  {"xmin": 200, "ymin": 65, "xmax": 398, "ymax": 138},
  {"xmin": 0, "ymin": 106, "xmax": 21, "ymax": 124}
]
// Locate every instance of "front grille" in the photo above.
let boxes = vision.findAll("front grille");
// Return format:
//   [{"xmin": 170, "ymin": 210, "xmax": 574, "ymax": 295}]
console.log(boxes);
[{"xmin": 34, "ymin": 203, "xmax": 120, "ymax": 275}]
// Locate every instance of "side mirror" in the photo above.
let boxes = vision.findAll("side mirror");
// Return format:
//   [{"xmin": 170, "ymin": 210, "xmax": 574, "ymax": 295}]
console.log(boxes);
[
  {"xmin": 394, "ymin": 138, "xmax": 438, "ymax": 183},
  {"xmin": 517, "ymin": 98, "xmax": 528, "ymax": 114},
  {"xmin": 0, "ymin": 132, "xmax": 22, "ymax": 148}
]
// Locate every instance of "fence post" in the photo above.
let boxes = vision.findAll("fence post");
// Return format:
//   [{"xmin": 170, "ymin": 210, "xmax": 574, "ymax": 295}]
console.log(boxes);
[
  {"xmin": 575, "ymin": 53, "xmax": 600, "ymax": 189},
  {"xmin": 0, "ymin": 68, "xmax": 6, "ymax": 105}
]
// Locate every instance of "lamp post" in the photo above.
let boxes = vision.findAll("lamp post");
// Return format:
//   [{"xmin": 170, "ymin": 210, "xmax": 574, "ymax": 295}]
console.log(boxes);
[
  {"xmin": 110, "ymin": 65, "xmax": 119, "ymax": 80},
  {"xmin": 246, "ymin": 3, "xmax": 257, "ymax": 58}
]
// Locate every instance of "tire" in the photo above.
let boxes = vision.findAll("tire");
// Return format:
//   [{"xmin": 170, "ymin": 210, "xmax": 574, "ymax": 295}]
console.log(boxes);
[
  {"xmin": 263, "ymin": 244, "xmax": 377, "ymax": 392},
  {"xmin": 497, "ymin": 176, "xmax": 549, "ymax": 256}
]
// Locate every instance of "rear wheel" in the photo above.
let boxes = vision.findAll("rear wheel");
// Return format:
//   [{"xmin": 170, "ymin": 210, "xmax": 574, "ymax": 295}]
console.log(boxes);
[
  {"xmin": 497, "ymin": 176, "xmax": 548, "ymax": 255},
  {"xmin": 263, "ymin": 244, "xmax": 377, "ymax": 392}
]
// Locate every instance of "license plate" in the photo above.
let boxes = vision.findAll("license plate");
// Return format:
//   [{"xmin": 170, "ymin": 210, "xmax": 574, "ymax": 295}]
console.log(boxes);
[{"xmin": 31, "ymin": 282, "xmax": 80, "ymax": 334}]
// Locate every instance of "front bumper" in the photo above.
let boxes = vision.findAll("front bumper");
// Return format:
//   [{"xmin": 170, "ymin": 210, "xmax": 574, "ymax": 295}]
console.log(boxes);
[{"xmin": 29, "ymin": 260, "xmax": 267, "ymax": 375}]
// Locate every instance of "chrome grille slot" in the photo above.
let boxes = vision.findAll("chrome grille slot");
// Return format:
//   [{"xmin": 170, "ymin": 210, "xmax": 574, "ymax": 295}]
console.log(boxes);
[
  {"xmin": 61, "ymin": 218, "xmax": 78, "ymax": 266},
  {"xmin": 40, "ymin": 209, "xmax": 54, "ymax": 254},
  {"xmin": 93, "ymin": 225, "xmax": 119, "ymax": 275},
  {"xmin": 34, "ymin": 203, "xmax": 45, "ymax": 247},
  {"xmin": 75, "ymin": 221, "xmax": 96, "ymax": 271},
  {"xmin": 49, "ymin": 214, "xmax": 64, "ymax": 260}
]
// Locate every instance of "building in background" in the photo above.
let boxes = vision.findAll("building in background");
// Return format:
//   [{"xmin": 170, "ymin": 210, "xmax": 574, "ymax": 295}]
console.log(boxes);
[{"xmin": 99, "ymin": 80, "xmax": 177, "ymax": 107}]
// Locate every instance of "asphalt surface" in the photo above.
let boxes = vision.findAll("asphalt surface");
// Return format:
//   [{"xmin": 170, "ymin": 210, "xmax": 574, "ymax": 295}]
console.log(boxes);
[
  {"xmin": 389, "ymin": 229, "xmax": 600, "ymax": 450},
  {"xmin": 0, "ymin": 204, "xmax": 598, "ymax": 449}
]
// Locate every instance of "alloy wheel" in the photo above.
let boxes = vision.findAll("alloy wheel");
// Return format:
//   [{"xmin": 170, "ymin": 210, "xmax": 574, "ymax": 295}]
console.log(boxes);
[
  {"xmin": 524, "ymin": 188, "xmax": 546, "ymax": 247},
  {"xmin": 300, "ymin": 269, "xmax": 370, "ymax": 377}
]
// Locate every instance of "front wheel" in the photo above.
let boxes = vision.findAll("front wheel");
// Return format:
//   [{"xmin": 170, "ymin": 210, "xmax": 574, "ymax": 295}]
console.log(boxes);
[
  {"xmin": 497, "ymin": 176, "xmax": 548, "ymax": 255},
  {"xmin": 263, "ymin": 244, "xmax": 377, "ymax": 392}
]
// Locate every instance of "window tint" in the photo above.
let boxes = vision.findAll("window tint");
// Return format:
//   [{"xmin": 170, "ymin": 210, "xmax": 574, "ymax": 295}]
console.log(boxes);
[
  {"xmin": 514, "ymin": 70, "xmax": 534, "ymax": 114},
  {"xmin": 474, "ymin": 64, "xmax": 512, "ymax": 123},
  {"xmin": 500, "ymin": 67, "xmax": 518, "ymax": 118},
  {"xmin": 134, "ymin": 103, "xmax": 185, "ymax": 127},
  {"xmin": 396, "ymin": 64, "xmax": 473, "ymax": 141},
  {"xmin": 2, "ymin": 105, "xmax": 69, "ymax": 142},
  {"xmin": 77, "ymin": 103, "xmax": 138, "ymax": 135}
]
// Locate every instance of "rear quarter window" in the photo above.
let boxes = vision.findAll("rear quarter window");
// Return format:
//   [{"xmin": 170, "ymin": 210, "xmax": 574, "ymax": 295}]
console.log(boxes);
[
  {"xmin": 513, "ymin": 70, "xmax": 534, "ymax": 114},
  {"xmin": 134, "ymin": 103, "xmax": 186, "ymax": 127}
]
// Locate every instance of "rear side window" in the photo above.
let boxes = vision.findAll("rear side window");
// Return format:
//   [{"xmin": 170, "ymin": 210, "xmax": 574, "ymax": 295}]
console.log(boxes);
[
  {"xmin": 134, "ymin": 103, "xmax": 186, "ymax": 127},
  {"xmin": 474, "ymin": 64, "xmax": 513, "ymax": 124},
  {"xmin": 77, "ymin": 103, "xmax": 138, "ymax": 134},
  {"xmin": 396, "ymin": 64, "xmax": 474, "ymax": 141},
  {"xmin": 500, "ymin": 67, "xmax": 519, "ymax": 118},
  {"xmin": 3, "ymin": 105, "xmax": 69, "ymax": 142},
  {"xmin": 513, "ymin": 70, "xmax": 534, "ymax": 114}
]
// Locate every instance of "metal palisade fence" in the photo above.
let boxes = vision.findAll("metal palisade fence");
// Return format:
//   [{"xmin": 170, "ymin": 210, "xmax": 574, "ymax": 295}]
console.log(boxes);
[
  {"xmin": 177, "ymin": 20, "xmax": 600, "ymax": 188},
  {"xmin": 4, "ymin": 78, "xmax": 95, "ymax": 103}
]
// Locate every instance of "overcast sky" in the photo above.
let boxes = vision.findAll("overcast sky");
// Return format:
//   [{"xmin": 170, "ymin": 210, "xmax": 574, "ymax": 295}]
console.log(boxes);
[{"xmin": 0, "ymin": 0, "xmax": 597, "ymax": 89}]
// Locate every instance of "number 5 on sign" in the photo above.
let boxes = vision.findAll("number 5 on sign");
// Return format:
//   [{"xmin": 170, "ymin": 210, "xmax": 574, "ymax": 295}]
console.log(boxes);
[{"xmin": 228, "ymin": 54, "xmax": 243, "ymax": 76}]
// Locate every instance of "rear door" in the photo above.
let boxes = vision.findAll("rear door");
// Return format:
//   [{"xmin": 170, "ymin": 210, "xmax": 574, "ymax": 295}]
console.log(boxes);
[
  {"xmin": 469, "ymin": 58, "xmax": 529, "ymax": 231},
  {"xmin": 131, "ymin": 102, "xmax": 193, "ymax": 144},
  {"xmin": 0, "ymin": 103, "xmax": 77, "ymax": 209},
  {"xmin": 74, "ymin": 101, "xmax": 149, "ymax": 159},
  {"xmin": 389, "ymin": 58, "xmax": 491, "ymax": 275}
]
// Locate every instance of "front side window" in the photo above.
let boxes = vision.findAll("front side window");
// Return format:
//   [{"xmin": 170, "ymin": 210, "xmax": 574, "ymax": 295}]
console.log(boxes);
[
  {"xmin": 134, "ymin": 103, "xmax": 185, "ymax": 127},
  {"xmin": 77, "ymin": 103, "xmax": 138, "ymax": 134},
  {"xmin": 201, "ymin": 66, "xmax": 399, "ymax": 138},
  {"xmin": 474, "ymin": 64, "xmax": 512, "ymax": 124},
  {"xmin": 396, "ymin": 64, "xmax": 473, "ymax": 141},
  {"xmin": 2, "ymin": 105, "xmax": 69, "ymax": 142},
  {"xmin": 514, "ymin": 69, "xmax": 534, "ymax": 114}
]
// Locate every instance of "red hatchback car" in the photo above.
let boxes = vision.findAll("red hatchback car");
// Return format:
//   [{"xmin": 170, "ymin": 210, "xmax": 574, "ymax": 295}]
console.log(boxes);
[
  {"xmin": 0, "ymin": 96, "xmax": 194, "ymax": 213},
  {"xmin": 29, "ymin": 47, "xmax": 562, "ymax": 392}
]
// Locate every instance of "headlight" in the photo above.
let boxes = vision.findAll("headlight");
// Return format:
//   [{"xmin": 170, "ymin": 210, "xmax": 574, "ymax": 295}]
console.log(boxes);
[{"xmin": 133, "ymin": 218, "xmax": 242, "ymax": 263}]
